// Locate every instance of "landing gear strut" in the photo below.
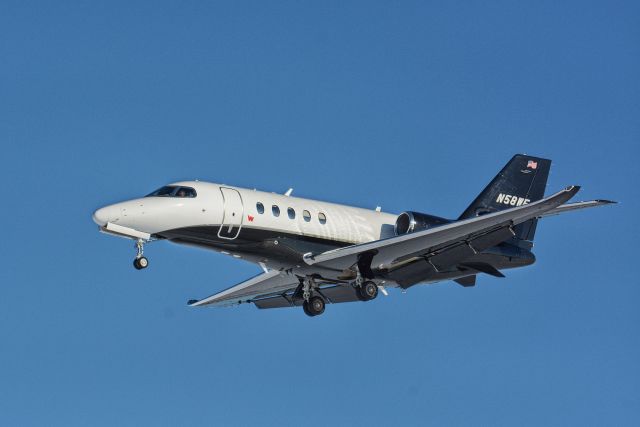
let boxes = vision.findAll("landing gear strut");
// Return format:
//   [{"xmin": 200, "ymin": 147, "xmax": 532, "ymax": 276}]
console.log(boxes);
[
  {"xmin": 133, "ymin": 239, "xmax": 149, "ymax": 270},
  {"xmin": 300, "ymin": 277, "xmax": 326, "ymax": 317}
]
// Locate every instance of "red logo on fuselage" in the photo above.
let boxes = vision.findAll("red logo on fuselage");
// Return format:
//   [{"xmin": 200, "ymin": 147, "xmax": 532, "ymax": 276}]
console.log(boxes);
[{"xmin": 248, "ymin": 215, "xmax": 254, "ymax": 222}]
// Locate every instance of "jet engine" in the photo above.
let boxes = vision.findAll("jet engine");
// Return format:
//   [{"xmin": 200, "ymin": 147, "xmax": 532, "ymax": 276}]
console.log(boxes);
[{"xmin": 394, "ymin": 211, "xmax": 451, "ymax": 235}]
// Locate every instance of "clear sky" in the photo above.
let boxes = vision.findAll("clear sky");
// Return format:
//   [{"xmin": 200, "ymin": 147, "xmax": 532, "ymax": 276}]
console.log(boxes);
[{"xmin": 1, "ymin": 1, "xmax": 638, "ymax": 425}]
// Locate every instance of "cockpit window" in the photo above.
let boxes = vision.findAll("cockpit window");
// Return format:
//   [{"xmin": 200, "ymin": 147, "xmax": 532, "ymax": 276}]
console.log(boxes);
[
  {"xmin": 145, "ymin": 186, "xmax": 197, "ymax": 198},
  {"xmin": 146, "ymin": 186, "xmax": 176, "ymax": 197}
]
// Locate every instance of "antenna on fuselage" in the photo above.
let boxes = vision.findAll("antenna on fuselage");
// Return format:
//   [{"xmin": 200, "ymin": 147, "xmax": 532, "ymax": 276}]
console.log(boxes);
[{"xmin": 284, "ymin": 188, "xmax": 293, "ymax": 196}]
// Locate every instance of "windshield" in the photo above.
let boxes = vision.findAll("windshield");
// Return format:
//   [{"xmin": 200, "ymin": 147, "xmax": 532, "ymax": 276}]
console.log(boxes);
[{"xmin": 145, "ymin": 186, "xmax": 197, "ymax": 198}]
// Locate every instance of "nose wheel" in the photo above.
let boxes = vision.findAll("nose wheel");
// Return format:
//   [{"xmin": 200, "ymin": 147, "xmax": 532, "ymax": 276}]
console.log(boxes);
[
  {"xmin": 133, "ymin": 239, "xmax": 149, "ymax": 270},
  {"xmin": 133, "ymin": 256, "xmax": 149, "ymax": 270}
]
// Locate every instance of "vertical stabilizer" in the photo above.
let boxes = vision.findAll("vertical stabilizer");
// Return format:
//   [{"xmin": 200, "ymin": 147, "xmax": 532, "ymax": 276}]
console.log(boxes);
[{"xmin": 458, "ymin": 154, "xmax": 551, "ymax": 242}]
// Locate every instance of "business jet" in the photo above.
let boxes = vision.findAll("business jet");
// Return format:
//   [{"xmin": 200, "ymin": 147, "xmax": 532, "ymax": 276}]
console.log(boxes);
[{"xmin": 92, "ymin": 154, "xmax": 614, "ymax": 316}]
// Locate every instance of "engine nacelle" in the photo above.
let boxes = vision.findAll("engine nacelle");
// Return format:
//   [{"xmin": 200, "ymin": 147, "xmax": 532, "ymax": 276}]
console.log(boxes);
[{"xmin": 394, "ymin": 211, "xmax": 451, "ymax": 235}]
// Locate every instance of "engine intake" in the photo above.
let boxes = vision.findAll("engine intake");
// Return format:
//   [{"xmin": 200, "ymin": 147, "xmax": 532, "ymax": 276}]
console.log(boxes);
[{"xmin": 394, "ymin": 211, "xmax": 451, "ymax": 235}]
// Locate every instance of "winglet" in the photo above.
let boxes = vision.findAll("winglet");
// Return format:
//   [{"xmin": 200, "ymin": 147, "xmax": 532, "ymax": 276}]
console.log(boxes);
[
  {"xmin": 564, "ymin": 185, "xmax": 580, "ymax": 196},
  {"xmin": 562, "ymin": 185, "xmax": 581, "ymax": 201},
  {"xmin": 187, "ymin": 299, "xmax": 199, "ymax": 306}
]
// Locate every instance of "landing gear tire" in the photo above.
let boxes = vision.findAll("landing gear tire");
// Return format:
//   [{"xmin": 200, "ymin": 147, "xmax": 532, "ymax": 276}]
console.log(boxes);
[
  {"xmin": 357, "ymin": 281, "xmax": 378, "ymax": 301},
  {"xmin": 133, "ymin": 256, "xmax": 149, "ymax": 270},
  {"xmin": 302, "ymin": 301, "xmax": 313, "ymax": 317},
  {"xmin": 303, "ymin": 296, "xmax": 325, "ymax": 317},
  {"xmin": 133, "ymin": 239, "xmax": 148, "ymax": 270}
]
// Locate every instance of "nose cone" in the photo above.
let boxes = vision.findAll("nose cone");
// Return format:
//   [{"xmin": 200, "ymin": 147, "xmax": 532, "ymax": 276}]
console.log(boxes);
[{"xmin": 92, "ymin": 206, "xmax": 114, "ymax": 226}]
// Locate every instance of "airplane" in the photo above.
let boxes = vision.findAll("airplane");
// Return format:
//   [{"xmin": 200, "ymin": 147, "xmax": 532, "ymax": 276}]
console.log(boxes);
[{"xmin": 92, "ymin": 154, "xmax": 615, "ymax": 317}]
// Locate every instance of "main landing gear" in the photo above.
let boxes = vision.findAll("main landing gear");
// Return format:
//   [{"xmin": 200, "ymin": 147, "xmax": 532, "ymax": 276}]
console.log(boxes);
[
  {"xmin": 300, "ymin": 277, "xmax": 326, "ymax": 317},
  {"xmin": 353, "ymin": 268, "xmax": 379, "ymax": 302},
  {"xmin": 303, "ymin": 296, "xmax": 325, "ymax": 317},
  {"xmin": 356, "ymin": 281, "xmax": 379, "ymax": 301},
  {"xmin": 133, "ymin": 239, "xmax": 149, "ymax": 270},
  {"xmin": 297, "ymin": 275, "xmax": 379, "ymax": 317}
]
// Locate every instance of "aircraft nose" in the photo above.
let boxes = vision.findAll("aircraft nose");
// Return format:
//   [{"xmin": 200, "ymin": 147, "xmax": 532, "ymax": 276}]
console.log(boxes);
[{"xmin": 92, "ymin": 206, "xmax": 115, "ymax": 226}]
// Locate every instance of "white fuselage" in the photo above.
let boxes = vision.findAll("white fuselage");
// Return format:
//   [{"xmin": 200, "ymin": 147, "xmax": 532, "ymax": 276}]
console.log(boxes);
[{"xmin": 93, "ymin": 181, "xmax": 399, "ymax": 273}]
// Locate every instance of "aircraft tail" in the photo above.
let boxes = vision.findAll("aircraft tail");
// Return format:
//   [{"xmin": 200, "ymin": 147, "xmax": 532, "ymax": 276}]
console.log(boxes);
[{"xmin": 458, "ymin": 154, "xmax": 552, "ymax": 242}]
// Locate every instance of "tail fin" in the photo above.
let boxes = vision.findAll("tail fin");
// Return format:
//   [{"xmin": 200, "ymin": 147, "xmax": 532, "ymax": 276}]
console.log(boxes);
[{"xmin": 458, "ymin": 154, "xmax": 551, "ymax": 242}]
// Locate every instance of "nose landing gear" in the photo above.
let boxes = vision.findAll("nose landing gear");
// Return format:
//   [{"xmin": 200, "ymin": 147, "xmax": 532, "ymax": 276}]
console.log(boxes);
[
  {"xmin": 133, "ymin": 256, "xmax": 148, "ymax": 270},
  {"xmin": 133, "ymin": 239, "xmax": 149, "ymax": 270}
]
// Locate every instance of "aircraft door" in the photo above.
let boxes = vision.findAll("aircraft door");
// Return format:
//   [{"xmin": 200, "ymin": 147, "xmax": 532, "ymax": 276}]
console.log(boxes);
[{"xmin": 217, "ymin": 187, "xmax": 244, "ymax": 240}]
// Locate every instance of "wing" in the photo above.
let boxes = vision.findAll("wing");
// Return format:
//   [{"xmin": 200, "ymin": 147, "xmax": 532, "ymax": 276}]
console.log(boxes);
[
  {"xmin": 188, "ymin": 271, "xmax": 362, "ymax": 309},
  {"xmin": 188, "ymin": 270, "xmax": 300, "ymax": 308},
  {"xmin": 303, "ymin": 186, "xmax": 581, "ymax": 273}
]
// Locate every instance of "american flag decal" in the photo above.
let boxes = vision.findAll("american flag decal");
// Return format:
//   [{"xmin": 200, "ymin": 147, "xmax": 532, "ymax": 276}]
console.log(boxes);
[{"xmin": 527, "ymin": 160, "xmax": 538, "ymax": 170}]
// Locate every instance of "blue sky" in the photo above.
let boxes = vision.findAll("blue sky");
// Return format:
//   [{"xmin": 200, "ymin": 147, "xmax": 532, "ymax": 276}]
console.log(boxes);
[{"xmin": 1, "ymin": 1, "xmax": 638, "ymax": 425}]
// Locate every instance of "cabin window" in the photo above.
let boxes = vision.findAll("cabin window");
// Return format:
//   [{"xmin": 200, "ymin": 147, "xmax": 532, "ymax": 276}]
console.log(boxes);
[
  {"xmin": 256, "ymin": 202, "xmax": 264, "ymax": 214},
  {"xmin": 318, "ymin": 212, "xmax": 327, "ymax": 224},
  {"xmin": 287, "ymin": 207, "xmax": 296, "ymax": 219},
  {"xmin": 302, "ymin": 210, "xmax": 311, "ymax": 222},
  {"xmin": 272, "ymin": 205, "xmax": 280, "ymax": 217}
]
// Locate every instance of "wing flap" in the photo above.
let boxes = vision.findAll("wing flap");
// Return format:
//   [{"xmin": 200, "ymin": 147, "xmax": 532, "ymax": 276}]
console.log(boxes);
[
  {"xmin": 253, "ymin": 295, "xmax": 294, "ymax": 309},
  {"xmin": 430, "ymin": 225, "xmax": 515, "ymax": 270},
  {"xmin": 454, "ymin": 275, "xmax": 477, "ymax": 287},
  {"xmin": 254, "ymin": 284, "xmax": 361, "ymax": 309},
  {"xmin": 387, "ymin": 258, "xmax": 436, "ymax": 287},
  {"xmin": 319, "ymin": 285, "xmax": 361, "ymax": 303},
  {"xmin": 385, "ymin": 225, "xmax": 515, "ymax": 286},
  {"xmin": 430, "ymin": 243, "xmax": 477, "ymax": 270}
]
